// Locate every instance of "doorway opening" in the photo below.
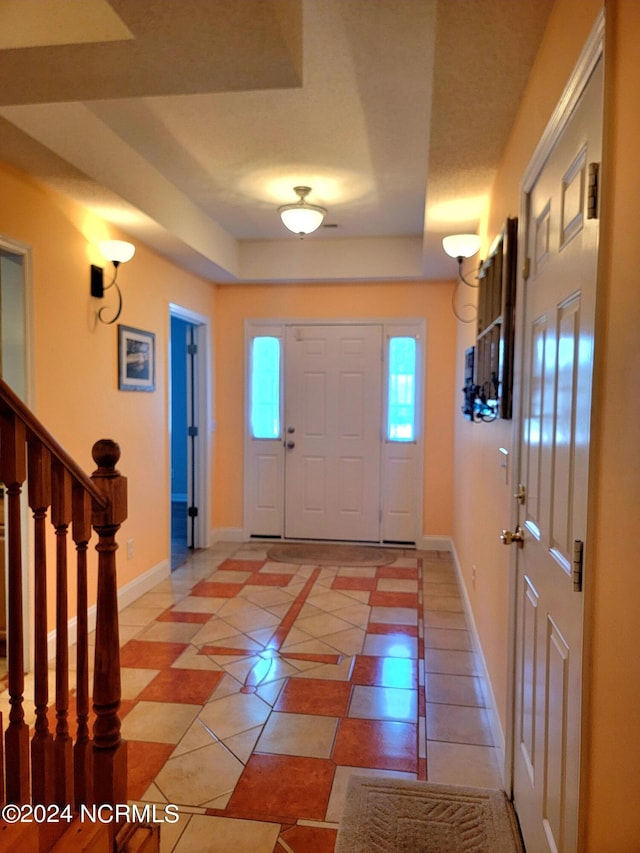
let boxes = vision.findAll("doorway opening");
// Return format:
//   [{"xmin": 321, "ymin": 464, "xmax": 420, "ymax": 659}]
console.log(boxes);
[
  {"xmin": 0, "ymin": 242, "xmax": 29, "ymax": 666},
  {"xmin": 244, "ymin": 319, "xmax": 424, "ymax": 545},
  {"xmin": 169, "ymin": 306, "xmax": 211, "ymax": 570}
]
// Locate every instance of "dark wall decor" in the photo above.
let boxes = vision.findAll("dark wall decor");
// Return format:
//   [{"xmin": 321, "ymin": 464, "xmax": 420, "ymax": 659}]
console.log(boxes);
[
  {"xmin": 468, "ymin": 217, "xmax": 518, "ymax": 421},
  {"xmin": 462, "ymin": 346, "xmax": 476, "ymax": 420}
]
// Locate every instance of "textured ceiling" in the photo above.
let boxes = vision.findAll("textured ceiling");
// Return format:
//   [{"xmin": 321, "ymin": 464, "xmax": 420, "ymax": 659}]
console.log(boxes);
[{"xmin": 0, "ymin": 0, "xmax": 553, "ymax": 283}]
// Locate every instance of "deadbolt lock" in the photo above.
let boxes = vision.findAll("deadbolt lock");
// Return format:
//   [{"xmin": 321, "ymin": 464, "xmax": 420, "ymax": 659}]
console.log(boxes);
[{"xmin": 500, "ymin": 526, "xmax": 525, "ymax": 547}]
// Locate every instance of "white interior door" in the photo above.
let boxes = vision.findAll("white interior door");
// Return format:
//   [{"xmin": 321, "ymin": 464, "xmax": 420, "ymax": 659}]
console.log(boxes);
[
  {"xmin": 513, "ymin": 59, "xmax": 602, "ymax": 852},
  {"xmin": 284, "ymin": 324, "xmax": 382, "ymax": 541}
]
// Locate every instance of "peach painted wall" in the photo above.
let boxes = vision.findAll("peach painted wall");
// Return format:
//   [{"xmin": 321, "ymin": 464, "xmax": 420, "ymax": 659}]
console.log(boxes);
[
  {"xmin": 0, "ymin": 161, "xmax": 215, "ymax": 630},
  {"xmin": 453, "ymin": 0, "xmax": 640, "ymax": 847},
  {"xmin": 212, "ymin": 281, "xmax": 456, "ymax": 539},
  {"xmin": 583, "ymin": 1, "xmax": 640, "ymax": 847},
  {"xmin": 453, "ymin": 0, "xmax": 603, "ymax": 734}
]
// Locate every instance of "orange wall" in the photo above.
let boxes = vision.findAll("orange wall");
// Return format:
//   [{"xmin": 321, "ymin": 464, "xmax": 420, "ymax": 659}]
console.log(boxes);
[
  {"xmin": 584, "ymin": 1, "xmax": 640, "ymax": 847},
  {"xmin": 453, "ymin": 0, "xmax": 603, "ymax": 734},
  {"xmin": 454, "ymin": 0, "xmax": 640, "ymax": 848},
  {"xmin": 5, "ymin": 3, "xmax": 639, "ymax": 841},
  {"xmin": 0, "ymin": 161, "xmax": 215, "ymax": 626},
  {"xmin": 213, "ymin": 281, "xmax": 456, "ymax": 539}
]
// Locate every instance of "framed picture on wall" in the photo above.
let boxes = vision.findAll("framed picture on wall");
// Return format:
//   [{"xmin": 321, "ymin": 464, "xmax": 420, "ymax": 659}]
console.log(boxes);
[
  {"xmin": 118, "ymin": 324, "xmax": 155, "ymax": 391},
  {"xmin": 474, "ymin": 216, "xmax": 518, "ymax": 419}
]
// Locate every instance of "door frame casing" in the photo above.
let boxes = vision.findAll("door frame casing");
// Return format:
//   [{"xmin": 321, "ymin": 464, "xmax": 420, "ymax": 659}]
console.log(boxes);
[
  {"xmin": 0, "ymin": 235, "xmax": 34, "ymax": 406},
  {"xmin": 168, "ymin": 303, "xmax": 212, "ymax": 553},
  {"xmin": 505, "ymin": 9, "xmax": 605, "ymax": 832},
  {"xmin": 243, "ymin": 316, "xmax": 426, "ymax": 544},
  {"xmin": 0, "ymin": 236, "xmax": 34, "ymax": 669}
]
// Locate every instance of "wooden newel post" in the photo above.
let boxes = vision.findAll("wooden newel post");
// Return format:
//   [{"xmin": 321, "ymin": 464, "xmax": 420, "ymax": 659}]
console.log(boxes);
[{"xmin": 90, "ymin": 439, "xmax": 128, "ymax": 807}]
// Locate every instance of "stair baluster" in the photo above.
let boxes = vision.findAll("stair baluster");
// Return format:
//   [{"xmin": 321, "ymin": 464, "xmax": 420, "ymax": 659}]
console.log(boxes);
[
  {"xmin": 28, "ymin": 442, "xmax": 55, "ymax": 805},
  {"xmin": 73, "ymin": 485, "xmax": 93, "ymax": 810},
  {"xmin": 52, "ymin": 463, "xmax": 74, "ymax": 807}
]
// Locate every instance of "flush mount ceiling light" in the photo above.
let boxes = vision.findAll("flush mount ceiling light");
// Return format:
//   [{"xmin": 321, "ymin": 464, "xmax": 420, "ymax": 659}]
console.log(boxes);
[
  {"xmin": 278, "ymin": 186, "xmax": 326, "ymax": 236},
  {"xmin": 90, "ymin": 239, "xmax": 136, "ymax": 325}
]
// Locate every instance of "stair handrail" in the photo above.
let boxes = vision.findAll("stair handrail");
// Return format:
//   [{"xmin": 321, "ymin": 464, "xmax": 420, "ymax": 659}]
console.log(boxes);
[
  {"xmin": 0, "ymin": 377, "xmax": 108, "ymax": 511},
  {"xmin": 0, "ymin": 374, "xmax": 127, "ymax": 816}
]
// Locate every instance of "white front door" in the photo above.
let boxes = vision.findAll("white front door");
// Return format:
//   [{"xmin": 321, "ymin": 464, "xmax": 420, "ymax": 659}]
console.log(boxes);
[
  {"xmin": 284, "ymin": 324, "xmax": 382, "ymax": 541},
  {"xmin": 513, "ymin": 57, "xmax": 602, "ymax": 852}
]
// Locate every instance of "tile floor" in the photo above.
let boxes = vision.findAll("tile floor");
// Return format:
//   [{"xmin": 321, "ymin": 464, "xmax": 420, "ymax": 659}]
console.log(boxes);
[{"xmin": 0, "ymin": 542, "xmax": 503, "ymax": 852}]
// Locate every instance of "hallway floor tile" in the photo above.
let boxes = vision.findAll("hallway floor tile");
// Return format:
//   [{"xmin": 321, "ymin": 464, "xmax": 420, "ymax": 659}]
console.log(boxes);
[
  {"xmin": 0, "ymin": 542, "xmax": 503, "ymax": 851},
  {"xmin": 121, "ymin": 544, "xmax": 504, "ymax": 850}
]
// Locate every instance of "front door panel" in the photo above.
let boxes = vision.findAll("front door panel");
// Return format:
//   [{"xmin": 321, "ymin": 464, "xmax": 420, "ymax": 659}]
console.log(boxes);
[{"xmin": 284, "ymin": 324, "xmax": 382, "ymax": 541}]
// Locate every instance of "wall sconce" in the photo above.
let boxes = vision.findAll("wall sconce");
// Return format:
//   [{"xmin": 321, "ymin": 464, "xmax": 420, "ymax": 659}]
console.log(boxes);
[
  {"xmin": 90, "ymin": 240, "xmax": 135, "ymax": 324},
  {"xmin": 442, "ymin": 234, "xmax": 481, "ymax": 287},
  {"xmin": 443, "ymin": 233, "xmax": 481, "ymax": 324},
  {"xmin": 279, "ymin": 186, "xmax": 327, "ymax": 236}
]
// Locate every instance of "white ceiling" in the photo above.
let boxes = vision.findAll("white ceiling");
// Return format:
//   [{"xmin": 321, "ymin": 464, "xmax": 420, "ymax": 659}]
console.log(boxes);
[{"xmin": 0, "ymin": 0, "xmax": 553, "ymax": 283}]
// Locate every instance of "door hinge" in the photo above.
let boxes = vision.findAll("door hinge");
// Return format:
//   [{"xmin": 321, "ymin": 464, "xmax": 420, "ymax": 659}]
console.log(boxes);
[
  {"xmin": 514, "ymin": 483, "xmax": 526, "ymax": 506},
  {"xmin": 188, "ymin": 506, "xmax": 199, "ymax": 518},
  {"xmin": 188, "ymin": 425, "xmax": 199, "ymax": 437},
  {"xmin": 587, "ymin": 162, "xmax": 600, "ymax": 219},
  {"xmin": 187, "ymin": 343, "xmax": 198, "ymax": 355},
  {"xmin": 522, "ymin": 257, "xmax": 531, "ymax": 280},
  {"xmin": 572, "ymin": 540, "xmax": 584, "ymax": 592}
]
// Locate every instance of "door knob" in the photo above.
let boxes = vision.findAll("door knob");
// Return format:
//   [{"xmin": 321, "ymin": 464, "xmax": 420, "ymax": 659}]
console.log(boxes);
[
  {"xmin": 285, "ymin": 440, "xmax": 295, "ymax": 450},
  {"xmin": 500, "ymin": 527, "xmax": 524, "ymax": 546}
]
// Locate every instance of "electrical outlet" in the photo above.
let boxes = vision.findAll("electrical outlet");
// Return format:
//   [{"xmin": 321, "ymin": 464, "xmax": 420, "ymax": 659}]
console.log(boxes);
[
  {"xmin": 126, "ymin": 539, "xmax": 134, "ymax": 560},
  {"xmin": 471, "ymin": 564, "xmax": 477, "ymax": 589}
]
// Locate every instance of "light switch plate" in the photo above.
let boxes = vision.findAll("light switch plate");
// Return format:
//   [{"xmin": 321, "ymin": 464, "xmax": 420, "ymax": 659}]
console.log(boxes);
[{"xmin": 498, "ymin": 447, "xmax": 509, "ymax": 484}]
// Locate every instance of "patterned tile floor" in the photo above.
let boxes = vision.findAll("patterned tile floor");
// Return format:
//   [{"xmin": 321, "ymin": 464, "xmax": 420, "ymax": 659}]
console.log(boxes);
[{"xmin": 0, "ymin": 541, "xmax": 503, "ymax": 852}]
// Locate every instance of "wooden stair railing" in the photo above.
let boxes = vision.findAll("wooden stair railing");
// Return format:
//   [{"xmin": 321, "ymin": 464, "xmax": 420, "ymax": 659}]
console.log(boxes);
[{"xmin": 0, "ymin": 376, "xmax": 127, "ymax": 820}]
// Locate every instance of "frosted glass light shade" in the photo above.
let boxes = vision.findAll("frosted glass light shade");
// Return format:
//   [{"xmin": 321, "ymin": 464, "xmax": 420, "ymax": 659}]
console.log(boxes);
[
  {"xmin": 279, "ymin": 186, "xmax": 326, "ymax": 235},
  {"xmin": 99, "ymin": 240, "xmax": 136, "ymax": 264},
  {"xmin": 279, "ymin": 204, "xmax": 325, "ymax": 235},
  {"xmin": 442, "ymin": 234, "xmax": 481, "ymax": 259}
]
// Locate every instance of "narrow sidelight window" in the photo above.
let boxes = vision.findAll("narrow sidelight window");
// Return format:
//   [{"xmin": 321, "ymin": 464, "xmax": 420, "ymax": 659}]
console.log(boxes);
[
  {"xmin": 387, "ymin": 336, "xmax": 416, "ymax": 441},
  {"xmin": 250, "ymin": 336, "xmax": 281, "ymax": 439}
]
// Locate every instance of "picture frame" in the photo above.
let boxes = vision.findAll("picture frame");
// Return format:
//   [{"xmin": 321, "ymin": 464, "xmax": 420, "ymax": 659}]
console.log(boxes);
[
  {"xmin": 118, "ymin": 324, "xmax": 156, "ymax": 391},
  {"xmin": 475, "ymin": 216, "xmax": 518, "ymax": 420}
]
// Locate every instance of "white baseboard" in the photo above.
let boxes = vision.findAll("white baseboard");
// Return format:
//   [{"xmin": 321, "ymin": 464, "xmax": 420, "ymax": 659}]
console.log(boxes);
[
  {"xmin": 208, "ymin": 530, "xmax": 453, "ymax": 550},
  {"xmin": 419, "ymin": 535, "xmax": 452, "ymax": 551},
  {"xmin": 449, "ymin": 540, "xmax": 507, "ymax": 782},
  {"xmin": 47, "ymin": 559, "xmax": 170, "ymax": 661},
  {"xmin": 210, "ymin": 527, "xmax": 245, "ymax": 544},
  {"xmin": 117, "ymin": 559, "xmax": 170, "ymax": 610}
]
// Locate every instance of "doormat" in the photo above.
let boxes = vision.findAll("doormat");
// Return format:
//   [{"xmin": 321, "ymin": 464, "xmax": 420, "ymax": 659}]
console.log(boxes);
[
  {"xmin": 336, "ymin": 777, "xmax": 524, "ymax": 853},
  {"xmin": 266, "ymin": 542, "xmax": 397, "ymax": 567}
]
